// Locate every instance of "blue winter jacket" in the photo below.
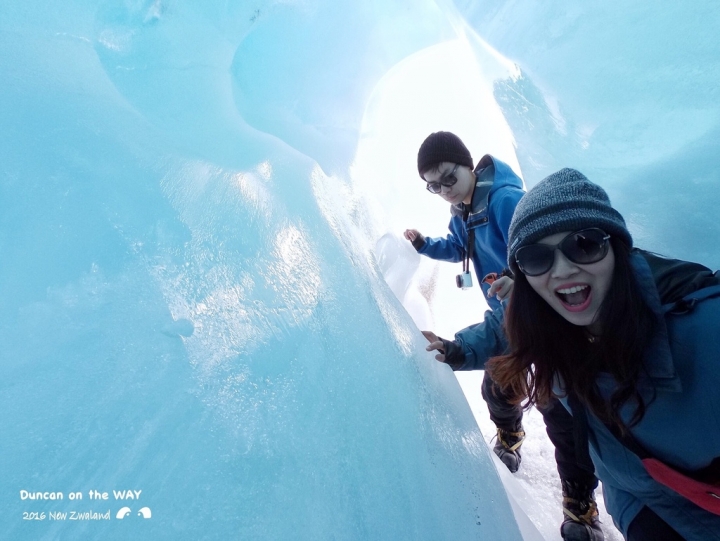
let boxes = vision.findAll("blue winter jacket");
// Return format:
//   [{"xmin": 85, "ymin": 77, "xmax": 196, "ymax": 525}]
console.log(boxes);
[
  {"xmin": 450, "ymin": 251, "xmax": 720, "ymax": 539},
  {"xmin": 417, "ymin": 155, "xmax": 525, "ymax": 309}
]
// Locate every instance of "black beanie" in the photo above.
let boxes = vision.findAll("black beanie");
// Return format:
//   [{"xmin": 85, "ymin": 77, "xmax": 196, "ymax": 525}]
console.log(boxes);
[{"xmin": 417, "ymin": 131, "xmax": 473, "ymax": 178}]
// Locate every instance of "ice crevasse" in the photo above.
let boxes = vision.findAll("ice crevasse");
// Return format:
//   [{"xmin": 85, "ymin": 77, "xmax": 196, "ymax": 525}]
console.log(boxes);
[{"xmin": 1, "ymin": 1, "xmax": 719, "ymax": 540}]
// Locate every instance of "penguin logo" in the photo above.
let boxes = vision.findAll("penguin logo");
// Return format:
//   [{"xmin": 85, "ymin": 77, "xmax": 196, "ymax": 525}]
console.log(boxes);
[
  {"xmin": 138, "ymin": 507, "xmax": 152, "ymax": 519},
  {"xmin": 115, "ymin": 507, "xmax": 132, "ymax": 519}
]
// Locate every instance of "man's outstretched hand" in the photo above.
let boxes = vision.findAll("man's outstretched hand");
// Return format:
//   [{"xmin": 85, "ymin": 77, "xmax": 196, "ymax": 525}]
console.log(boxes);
[{"xmin": 403, "ymin": 229, "xmax": 425, "ymax": 250}]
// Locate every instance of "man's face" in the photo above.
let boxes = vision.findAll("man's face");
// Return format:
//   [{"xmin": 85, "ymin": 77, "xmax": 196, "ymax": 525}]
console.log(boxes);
[{"xmin": 423, "ymin": 162, "xmax": 475, "ymax": 205}]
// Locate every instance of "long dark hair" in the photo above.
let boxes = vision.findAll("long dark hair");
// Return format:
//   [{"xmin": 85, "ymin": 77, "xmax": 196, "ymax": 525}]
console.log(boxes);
[{"xmin": 487, "ymin": 238, "xmax": 659, "ymax": 431}]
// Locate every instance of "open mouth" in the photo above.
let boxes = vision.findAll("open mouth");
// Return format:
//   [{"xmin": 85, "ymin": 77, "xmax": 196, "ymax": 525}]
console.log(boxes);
[{"xmin": 555, "ymin": 284, "xmax": 592, "ymax": 311}]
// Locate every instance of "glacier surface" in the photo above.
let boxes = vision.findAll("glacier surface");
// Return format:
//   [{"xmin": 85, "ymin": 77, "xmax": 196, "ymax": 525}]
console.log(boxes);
[{"xmin": 1, "ymin": 1, "xmax": 718, "ymax": 540}]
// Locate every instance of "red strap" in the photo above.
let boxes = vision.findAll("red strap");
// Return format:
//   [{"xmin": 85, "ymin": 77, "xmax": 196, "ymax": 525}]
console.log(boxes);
[{"xmin": 643, "ymin": 458, "xmax": 720, "ymax": 515}]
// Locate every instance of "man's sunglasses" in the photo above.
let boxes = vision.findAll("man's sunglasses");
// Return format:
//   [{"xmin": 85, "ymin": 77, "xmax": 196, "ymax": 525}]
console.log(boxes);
[
  {"xmin": 425, "ymin": 163, "xmax": 459, "ymax": 194},
  {"xmin": 514, "ymin": 228, "xmax": 611, "ymax": 277}
]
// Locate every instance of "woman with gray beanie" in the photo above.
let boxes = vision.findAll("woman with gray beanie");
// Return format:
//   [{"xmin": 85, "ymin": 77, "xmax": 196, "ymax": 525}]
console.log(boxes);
[{"xmin": 425, "ymin": 168, "xmax": 720, "ymax": 540}]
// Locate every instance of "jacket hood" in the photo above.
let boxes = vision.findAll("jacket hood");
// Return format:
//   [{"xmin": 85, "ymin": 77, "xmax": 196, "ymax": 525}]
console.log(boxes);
[
  {"xmin": 449, "ymin": 154, "xmax": 524, "ymax": 218},
  {"xmin": 475, "ymin": 154, "xmax": 525, "ymax": 194},
  {"xmin": 638, "ymin": 249, "xmax": 720, "ymax": 304}
]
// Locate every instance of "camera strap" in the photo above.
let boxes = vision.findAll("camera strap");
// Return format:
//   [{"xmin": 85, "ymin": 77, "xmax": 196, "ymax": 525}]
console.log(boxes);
[{"xmin": 463, "ymin": 228, "xmax": 475, "ymax": 273}]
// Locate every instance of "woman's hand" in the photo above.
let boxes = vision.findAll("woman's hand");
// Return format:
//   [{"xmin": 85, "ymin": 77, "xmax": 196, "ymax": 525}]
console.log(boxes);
[
  {"xmin": 422, "ymin": 330, "xmax": 446, "ymax": 362},
  {"xmin": 488, "ymin": 275, "xmax": 514, "ymax": 302}
]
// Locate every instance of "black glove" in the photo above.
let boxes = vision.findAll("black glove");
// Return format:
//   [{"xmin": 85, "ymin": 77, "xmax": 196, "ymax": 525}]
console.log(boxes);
[
  {"xmin": 411, "ymin": 232, "xmax": 426, "ymax": 251},
  {"xmin": 437, "ymin": 336, "xmax": 464, "ymax": 369}
]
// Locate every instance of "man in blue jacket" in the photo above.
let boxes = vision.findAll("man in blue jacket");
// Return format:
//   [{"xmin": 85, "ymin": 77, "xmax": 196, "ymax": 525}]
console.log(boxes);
[{"xmin": 404, "ymin": 132, "xmax": 604, "ymax": 541}]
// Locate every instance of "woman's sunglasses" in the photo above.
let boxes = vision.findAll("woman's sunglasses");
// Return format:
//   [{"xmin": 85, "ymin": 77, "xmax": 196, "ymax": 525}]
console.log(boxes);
[
  {"xmin": 425, "ymin": 163, "xmax": 459, "ymax": 194},
  {"xmin": 515, "ymin": 228, "xmax": 611, "ymax": 277}
]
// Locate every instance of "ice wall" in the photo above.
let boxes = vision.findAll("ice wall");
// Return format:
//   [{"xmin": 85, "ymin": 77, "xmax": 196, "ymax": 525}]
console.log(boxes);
[
  {"xmin": 455, "ymin": 0, "xmax": 720, "ymax": 266},
  {"xmin": 0, "ymin": 1, "xmax": 522, "ymax": 540},
  {"xmin": 3, "ymin": 1, "xmax": 718, "ymax": 540}
]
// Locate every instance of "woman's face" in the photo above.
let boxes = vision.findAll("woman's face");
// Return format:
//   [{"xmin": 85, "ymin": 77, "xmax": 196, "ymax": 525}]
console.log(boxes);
[{"xmin": 525, "ymin": 231, "xmax": 615, "ymax": 334}]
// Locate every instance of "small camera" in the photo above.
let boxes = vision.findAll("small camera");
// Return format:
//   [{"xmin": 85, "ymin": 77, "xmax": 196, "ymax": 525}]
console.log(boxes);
[{"xmin": 455, "ymin": 271, "xmax": 473, "ymax": 290}]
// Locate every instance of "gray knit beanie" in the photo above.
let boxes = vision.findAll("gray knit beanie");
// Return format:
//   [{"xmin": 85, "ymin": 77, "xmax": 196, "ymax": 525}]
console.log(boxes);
[
  {"xmin": 417, "ymin": 131, "xmax": 473, "ymax": 178},
  {"xmin": 507, "ymin": 168, "xmax": 632, "ymax": 272}
]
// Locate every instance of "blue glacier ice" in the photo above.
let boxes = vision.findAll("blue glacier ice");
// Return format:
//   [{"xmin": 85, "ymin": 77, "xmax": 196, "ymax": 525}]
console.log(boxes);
[
  {"xmin": 1, "ymin": 2, "xmax": 520, "ymax": 540},
  {"xmin": 454, "ymin": 0, "xmax": 720, "ymax": 266},
  {"xmin": 1, "ymin": 1, "xmax": 718, "ymax": 540}
]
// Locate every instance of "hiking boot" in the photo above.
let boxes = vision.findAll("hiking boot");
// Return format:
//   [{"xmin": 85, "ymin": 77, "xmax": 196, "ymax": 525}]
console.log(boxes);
[
  {"xmin": 560, "ymin": 480, "xmax": 605, "ymax": 541},
  {"xmin": 493, "ymin": 425, "xmax": 525, "ymax": 473}
]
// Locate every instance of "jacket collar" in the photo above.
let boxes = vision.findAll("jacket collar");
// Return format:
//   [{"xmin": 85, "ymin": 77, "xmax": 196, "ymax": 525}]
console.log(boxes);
[
  {"xmin": 630, "ymin": 253, "xmax": 681, "ymax": 391},
  {"xmin": 450, "ymin": 161, "xmax": 494, "ymax": 223}
]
